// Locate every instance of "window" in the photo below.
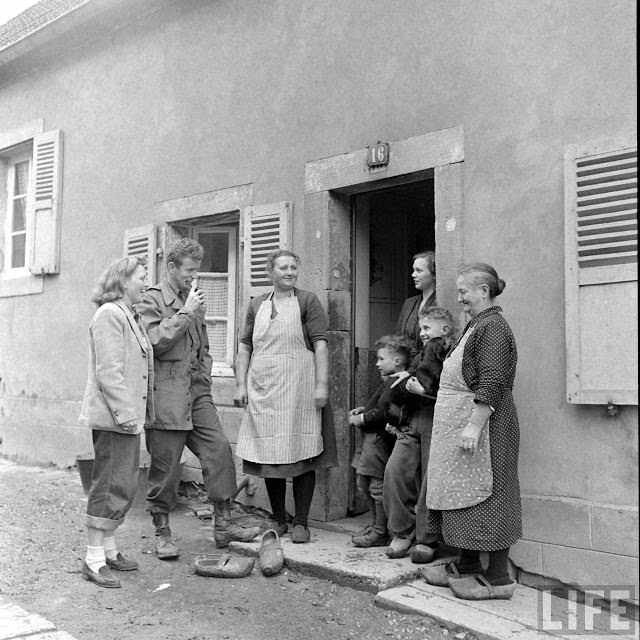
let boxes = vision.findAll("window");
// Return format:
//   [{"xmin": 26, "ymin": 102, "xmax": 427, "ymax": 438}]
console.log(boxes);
[
  {"xmin": 564, "ymin": 133, "xmax": 637, "ymax": 405},
  {"xmin": 3, "ymin": 149, "xmax": 31, "ymax": 273},
  {"xmin": 123, "ymin": 199, "xmax": 291, "ymax": 378},
  {"xmin": 196, "ymin": 225, "xmax": 238, "ymax": 376},
  {"xmin": 0, "ymin": 124, "xmax": 63, "ymax": 297}
]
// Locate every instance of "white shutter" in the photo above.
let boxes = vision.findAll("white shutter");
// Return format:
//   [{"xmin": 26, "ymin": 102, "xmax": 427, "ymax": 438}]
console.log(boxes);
[
  {"xmin": 241, "ymin": 201, "xmax": 292, "ymax": 300},
  {"xmin": 564, "ymin": 133, "xmax": 637, "ymax": 405},
  {"xmin": 124, "ymin": 224, "xmax": 156, "ymax": 285},
  {"xmin": 29, "ymin": 129, "xmax": 62, "ymax": 275}
]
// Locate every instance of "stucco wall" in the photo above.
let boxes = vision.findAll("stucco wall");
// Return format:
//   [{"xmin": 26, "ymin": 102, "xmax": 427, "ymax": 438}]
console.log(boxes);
[{"xmin": 0, "ymin": 0, "xmax": 637, "ymax": 588}]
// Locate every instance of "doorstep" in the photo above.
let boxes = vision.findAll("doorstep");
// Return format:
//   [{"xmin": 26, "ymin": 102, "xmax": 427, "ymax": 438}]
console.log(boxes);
[{"xmin": 229, "ymin": 526, "xmax": 639, "ymax": 640}]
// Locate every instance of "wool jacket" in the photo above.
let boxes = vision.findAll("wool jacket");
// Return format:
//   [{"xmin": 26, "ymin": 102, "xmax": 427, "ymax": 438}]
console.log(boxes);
[
  {"xmin": 79, "ymin": 301, "xmax": 154, "ymax": 433},
  {"xmin": 138, "ymin": 279, "xmax": 212, "ymax": 430}
]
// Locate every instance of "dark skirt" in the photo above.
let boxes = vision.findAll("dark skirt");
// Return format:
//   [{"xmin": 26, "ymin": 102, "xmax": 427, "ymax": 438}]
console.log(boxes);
[{"xmin": 242, "ymin": 401, "xmax": 338, "ymax": 479}]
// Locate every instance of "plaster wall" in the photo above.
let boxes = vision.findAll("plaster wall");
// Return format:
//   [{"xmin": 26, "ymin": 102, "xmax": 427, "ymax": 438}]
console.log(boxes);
[{"xmin": 0, "ymin": 0, "xmax": 637, "ymax": 586}]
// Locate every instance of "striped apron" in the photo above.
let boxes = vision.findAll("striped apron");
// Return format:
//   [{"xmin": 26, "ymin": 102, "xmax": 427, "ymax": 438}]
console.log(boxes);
[
  {"xmin": 236, "ymin": 292, "xmax": 323, "ymax": 464},
  {"xmin": 426, "ymin": 327, "xmax": 493, "ymax": 510}
]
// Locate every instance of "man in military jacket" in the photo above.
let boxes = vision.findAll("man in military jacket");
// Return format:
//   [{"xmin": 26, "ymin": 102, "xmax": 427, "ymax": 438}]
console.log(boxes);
[{"xmin": 138, "ymin": 238, "xmax": 259, "ymax": 558}]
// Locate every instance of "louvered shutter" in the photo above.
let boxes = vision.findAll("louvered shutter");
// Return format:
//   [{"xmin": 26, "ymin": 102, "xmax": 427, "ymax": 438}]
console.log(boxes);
[
  {"xmin": 564, "ymin": 134, "xmax": 637, "ymax": 405},
  {"xmin": 123, "ymin": 224, "xmax": 156, "ymax": 285},
  {"xmin": 241, "ymin": 201, "xmax": 292, "ymax": 300},
  {"xmin": 29, "ymin": 129, "xmax": 62, "ymax": 275}
]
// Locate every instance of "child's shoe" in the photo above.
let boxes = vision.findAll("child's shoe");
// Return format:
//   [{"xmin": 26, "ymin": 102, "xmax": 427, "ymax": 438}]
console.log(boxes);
[{"xmin": 352, "ymin": 527, "xmax": 389, "ymax": 548}]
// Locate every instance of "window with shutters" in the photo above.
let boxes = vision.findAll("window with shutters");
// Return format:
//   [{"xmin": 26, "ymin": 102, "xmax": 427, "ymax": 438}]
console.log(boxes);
[
  {"xmin": 0, "ymin": 124, "xmax": 63, "ymax": 297},
  {"xmin": 564, "ymin": 133, "xmax": 638, "ymax": 405},
  {"xmin": 124, "ymin": 199, "xmax": 290, "ymax": 378},
  {"xmin": 195, "ymin": 226, "xmax": 237, "ymax": 376}
]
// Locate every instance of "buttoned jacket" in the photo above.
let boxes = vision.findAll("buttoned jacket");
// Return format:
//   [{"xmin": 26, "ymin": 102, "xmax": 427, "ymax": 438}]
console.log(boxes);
[
  {"xmin": 79, "ymin": 301, "xmax": 154, "ymax": 433},
  {"xmin": 138, "ymin": 279, "xmax": 213, "ymax": 430}
]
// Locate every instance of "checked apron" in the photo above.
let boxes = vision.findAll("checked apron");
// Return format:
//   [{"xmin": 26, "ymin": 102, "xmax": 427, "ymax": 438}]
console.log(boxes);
[
  {"xmin": 426, "ymin": 327, "xmax": 493, "ymax": 510},
  {"xmin": 236, "ymin": 292, "xmax": 322, "ymax": 464}
]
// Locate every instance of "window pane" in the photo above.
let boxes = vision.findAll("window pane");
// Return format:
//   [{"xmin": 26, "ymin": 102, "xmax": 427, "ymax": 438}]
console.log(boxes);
[
  {"xmin": 14, "ymin": 161, "xmax": 29, "ymax": 195},
  {"xmin": 199, "ymin": 275, "xmax": 228, "ymax": 316},
  {"xmin": 199, "ymin": 232, "xmax": 229, "ymax": 272},
  {"xmin": 206, "ymin": 320, "xmax": 227, "ymax": 362},
  {"xmin": 11, "ymin": 233, "xmax": 26, "ymax": 268},
  {"xmin": 12, "ymin": 198, "xmax": 26, "ymax": 232}
]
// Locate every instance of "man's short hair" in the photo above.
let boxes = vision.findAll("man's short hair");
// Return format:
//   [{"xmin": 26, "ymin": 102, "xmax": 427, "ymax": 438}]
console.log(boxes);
[{"xmin": 165, "ymin": 238, "xmax": 204, "ymax": 267}]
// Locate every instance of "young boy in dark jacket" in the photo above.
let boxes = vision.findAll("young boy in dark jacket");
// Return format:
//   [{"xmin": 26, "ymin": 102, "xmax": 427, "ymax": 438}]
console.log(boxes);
[
  {"xmin": 348, "ymin": 335, "xmax": 412, "ymax": 547},
  {"xmin": 405, "ymin": 306, "xmax": 453, "ymax": 399}
]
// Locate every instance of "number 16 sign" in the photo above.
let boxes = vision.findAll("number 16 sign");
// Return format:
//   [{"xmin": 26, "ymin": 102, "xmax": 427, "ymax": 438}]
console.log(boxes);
[{"xmin": 367, "ymin": 142, "xmax": 390, "ymax": 167}]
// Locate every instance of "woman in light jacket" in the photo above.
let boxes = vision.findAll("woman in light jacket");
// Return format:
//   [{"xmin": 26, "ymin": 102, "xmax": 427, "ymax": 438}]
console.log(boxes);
[{"xmin": 79, "ymin": 257, "xmax": 154, "ymax": 588}]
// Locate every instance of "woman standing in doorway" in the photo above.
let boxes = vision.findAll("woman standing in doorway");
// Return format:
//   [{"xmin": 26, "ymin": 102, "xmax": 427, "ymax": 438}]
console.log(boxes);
[
  {"xmin": 383, "ymin": 250, "xmax": 441, "ymax": 561},
  {"xmin": 235, "ymin": 249, "xmax": 336, "ymax": 543},
  {"xmin": 79, "ymin": 257, "xmax": 154, "ymax": 588}
]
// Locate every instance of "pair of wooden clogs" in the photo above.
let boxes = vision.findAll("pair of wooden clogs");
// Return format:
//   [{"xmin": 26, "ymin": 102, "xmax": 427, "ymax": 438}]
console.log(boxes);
[{"xmin": 194, "ymin": 529, "xmax": 284, "ymax": 578}]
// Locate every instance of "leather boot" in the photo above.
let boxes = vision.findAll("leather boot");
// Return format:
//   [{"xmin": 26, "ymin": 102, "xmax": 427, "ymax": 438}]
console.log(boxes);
[
  {"xmin": 152, "ymin": 513, "xmax": 180, "ymax": 559},
  {"xmin": 352, "ymin": 502, "xmax": 389, "ymax": 548},
  {"xmin": 213, "ymin": 499, "xmax": 261, "ymax": 548}
]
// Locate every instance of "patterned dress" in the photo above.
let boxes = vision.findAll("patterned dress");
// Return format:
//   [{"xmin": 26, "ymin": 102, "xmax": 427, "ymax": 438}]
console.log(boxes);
[{"xmin": 425, "ymin": 306, "xmax": 522, "ymax": 551}]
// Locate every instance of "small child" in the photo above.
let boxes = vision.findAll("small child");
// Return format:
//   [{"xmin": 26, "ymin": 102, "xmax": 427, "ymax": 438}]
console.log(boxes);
[
  {"xmin": 385, "ymin": 306, "xmax": 454, "ymax": 440},
  {"xmin": 348, "ymin": 335, "xmax": 412, "ymax": 548}
]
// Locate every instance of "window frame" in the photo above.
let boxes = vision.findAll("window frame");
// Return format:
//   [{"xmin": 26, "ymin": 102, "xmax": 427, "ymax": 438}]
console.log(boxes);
[
  {"xmin": 3, "ymin": 147, "xmax": 32, "ymax": 277},
  {"xmin": 193, "ymin": 224, "xmax": 238, "ymax": 377}
]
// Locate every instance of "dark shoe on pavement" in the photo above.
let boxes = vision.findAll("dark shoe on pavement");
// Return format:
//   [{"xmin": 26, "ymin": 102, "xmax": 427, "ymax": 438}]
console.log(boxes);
[
  {"xmin": 82, "ymin": 562, "xmax": 121, "ymax": 588},
  {"xmin": 352, "ymin": 528, "xmax": 389, "ymax": 548},
  {"xmin": 410, "ymin": 544, "xmax": 438, "ymax": 564},
  {"xmin": 265, "ymin": 520, "xmax": 288, "ymax": 537},
  {"xmin": 214, "ymin": 522, "xmax": 261, "ymax": 548},
  {"xmin": 106, "ymin": 552, "xmax": 139, "ymax": 571},
  {"xmin": 258, "ymin": 529, "xmax": 284, "ymax": 576},
  {"xmin": 194, "ymin": 554, "xmax": 255, "ymax": 578},
  {"xmin": 291, "ymin": 524, "xmax": 311, "ymax": 543}
]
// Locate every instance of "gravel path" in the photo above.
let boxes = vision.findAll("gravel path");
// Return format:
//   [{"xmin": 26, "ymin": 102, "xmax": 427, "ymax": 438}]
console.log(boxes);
[{"xmin": 0, "ymin": 458, "xmax": 451, "ymax": 640}]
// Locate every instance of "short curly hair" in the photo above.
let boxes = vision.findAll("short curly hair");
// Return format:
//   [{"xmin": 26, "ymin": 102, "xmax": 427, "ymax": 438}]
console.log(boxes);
[
  {"xmin": 374, "ymin": 334, "xmax": 412, "ymax": 368},
  {"xmin": 165, "ymin": 238, "xmax": 204, "ymax": 267}
]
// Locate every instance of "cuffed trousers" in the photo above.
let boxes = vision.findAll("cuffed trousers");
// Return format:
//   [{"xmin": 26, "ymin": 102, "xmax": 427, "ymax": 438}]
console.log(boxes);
[
  {"xmin": 145, "ymin": 389, "xmax": 237, "ymax": 514},
  {"xmin": 86, "ymin": 429, "xmax": 140, "ymax": 531}
]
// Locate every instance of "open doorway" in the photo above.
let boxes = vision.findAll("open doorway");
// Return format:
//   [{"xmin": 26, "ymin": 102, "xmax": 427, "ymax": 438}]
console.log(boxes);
[{"xmin": 350, "ymin": 179, "xmax": 435, "ymax": 513}]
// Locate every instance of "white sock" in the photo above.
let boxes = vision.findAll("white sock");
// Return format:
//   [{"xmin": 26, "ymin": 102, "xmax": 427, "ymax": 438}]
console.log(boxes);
[
  {"xmin": 86, "ymin": 545, "xmax": 106, "ymax": 572},
  {"xmin": 103, "ymin": 535, "xmax": 118, "ymax": 561}
]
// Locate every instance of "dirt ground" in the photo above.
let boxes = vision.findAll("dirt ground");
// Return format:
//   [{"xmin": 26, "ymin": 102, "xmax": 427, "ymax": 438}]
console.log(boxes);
[{"xmin": 0, "ymin": 458, "xmax": 452, "ymax": 640}]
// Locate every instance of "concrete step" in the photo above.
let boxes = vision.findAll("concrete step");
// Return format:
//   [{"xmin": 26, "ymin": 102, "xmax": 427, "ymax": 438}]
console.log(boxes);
[
  {"xmin": 229, "ymin": 527, "xmax": 639, "ymax": 640},
  {"xmin": 230, "ymin": 527, "xmax": 424, "ymax": 592}
]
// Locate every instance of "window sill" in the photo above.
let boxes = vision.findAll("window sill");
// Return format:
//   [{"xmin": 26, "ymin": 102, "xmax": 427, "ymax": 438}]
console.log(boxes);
[
  {"xmin": 211, "ymin": 365, "xmax": 235, "ymax": 378},
  {"xmin": 0, "ymin": 273, "xmax": 44, "ymax": 298}
]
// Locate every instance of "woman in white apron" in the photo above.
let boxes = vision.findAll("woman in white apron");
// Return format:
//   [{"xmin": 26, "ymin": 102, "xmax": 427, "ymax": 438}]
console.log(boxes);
[
  {"xmin": 235, "ymin": 250, "xmax": 336, "ymax": 543},
  {"xmin": 422, "ymin": 263, "xmax": 522, "ymax": 601}
]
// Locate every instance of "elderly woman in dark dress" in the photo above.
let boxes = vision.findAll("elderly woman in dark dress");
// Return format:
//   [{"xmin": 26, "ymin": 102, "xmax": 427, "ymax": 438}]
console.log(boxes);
[
  {"xmin": 235, "ymin": 249, "xmax": 336, "ymax": 543},
  {"xmin": 423, "ymin": 263, "xmax": 521, "ymax": 600},
  {"xmin": 383, "ymin": 251, "xmax": 441, "ymax": 560}
]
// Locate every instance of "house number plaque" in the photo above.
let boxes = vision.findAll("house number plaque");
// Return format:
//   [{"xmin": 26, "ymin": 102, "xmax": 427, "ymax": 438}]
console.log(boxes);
[{"xmin": 367, "ymin": 142, "xmax": 390, "ymax": 167}]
